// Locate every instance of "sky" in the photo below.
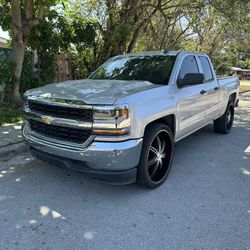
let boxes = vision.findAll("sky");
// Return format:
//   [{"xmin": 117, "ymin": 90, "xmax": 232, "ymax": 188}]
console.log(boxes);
[{"xmin": 0, "ymin": 27, "xmax": 9, "ymax": 39}]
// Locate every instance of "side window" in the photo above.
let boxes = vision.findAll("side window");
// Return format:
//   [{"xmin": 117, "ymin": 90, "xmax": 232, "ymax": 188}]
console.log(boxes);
[
  {"xmin": 199, "ymin": 56, "xmax": 213, "ymax": 82},
  {"xmin": 178, "ymin": 55, "xmax": 199, "ymax": 79}
]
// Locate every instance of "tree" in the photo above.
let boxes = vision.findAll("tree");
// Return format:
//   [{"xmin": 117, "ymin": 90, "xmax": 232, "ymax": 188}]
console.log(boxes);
[
  {"xmin": 0, "ymin": 0, "xmax": 66, "ymax": 105},
  {"xmin": 67, "ymin": 0, "xmax": 204, "ymax": 70},
  {"xmin": 182, "ymin": 1, "xmax": 250, "ymax": 74},
  {"xmin": 137, "ymin": 1, "xmax": 203, "ymax": 51},
  {"xmin": 1, "ymin": 0, "xmax": 249, "ymax": 94}
]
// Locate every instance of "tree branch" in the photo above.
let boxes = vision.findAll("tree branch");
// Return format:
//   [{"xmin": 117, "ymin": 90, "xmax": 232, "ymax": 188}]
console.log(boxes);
[
  {"xmin": 10, "ymin": 0, "xmax": 23, "ymax": 45},
  {"xmin": 30, "ymin": 4, "xmax": 46, "ymax": 27},
  {"xmin": 24, "ymin": 0, "xmax": 33, "ymax": 21}
]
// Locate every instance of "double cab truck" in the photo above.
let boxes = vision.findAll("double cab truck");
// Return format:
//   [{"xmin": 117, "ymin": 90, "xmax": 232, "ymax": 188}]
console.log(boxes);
[{"xmin": 22, "ymin": 51, "xmax": 239, "ymax": 188}]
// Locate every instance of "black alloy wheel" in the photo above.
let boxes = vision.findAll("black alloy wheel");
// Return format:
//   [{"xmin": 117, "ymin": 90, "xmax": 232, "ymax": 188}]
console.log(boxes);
[
  {"xmin": 137, "ymin": 123, "xmax": 174, "ymax": 188},
  {"xmin": 214, "ymin": 103, "xmax": 235, "ymax": 134}
]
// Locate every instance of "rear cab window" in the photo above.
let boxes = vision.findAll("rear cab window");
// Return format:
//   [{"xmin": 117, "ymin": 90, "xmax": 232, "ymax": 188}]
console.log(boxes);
[{"xmin": 199, "ymin": 56, "xmax": 214, "ymax": 82}]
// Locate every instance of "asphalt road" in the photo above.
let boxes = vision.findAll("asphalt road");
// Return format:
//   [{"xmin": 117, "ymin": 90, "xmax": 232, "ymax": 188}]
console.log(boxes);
[{"xmin": 0, "ymin": 93, "xmax": 250, "ymax": 250}]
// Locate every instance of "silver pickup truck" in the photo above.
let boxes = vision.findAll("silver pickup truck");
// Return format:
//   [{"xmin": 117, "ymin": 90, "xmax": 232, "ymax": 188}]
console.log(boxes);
[{"xmin": 22, "ymin": 51, "xmax": 239, "ymax": 188}]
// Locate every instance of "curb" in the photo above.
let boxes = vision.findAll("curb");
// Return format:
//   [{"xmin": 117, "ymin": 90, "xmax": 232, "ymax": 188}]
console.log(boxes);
[{"xmin": 0, "ymin": 141, "xmax": 26, "ymax": 160}]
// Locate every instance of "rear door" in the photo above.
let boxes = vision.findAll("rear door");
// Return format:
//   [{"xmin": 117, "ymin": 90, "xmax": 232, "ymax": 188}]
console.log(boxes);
[
  {"xmin": 198, "ymin": 56, "xmax": 220, "ymax": 119},
  {"xmin": 176, "ymin": 55, "xmax": 208, "ymax": 139}
]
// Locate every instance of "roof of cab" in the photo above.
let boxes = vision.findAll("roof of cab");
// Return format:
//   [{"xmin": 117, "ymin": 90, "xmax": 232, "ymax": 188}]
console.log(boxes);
[{"xmin": 113, "ymin": 50, "xmax": 207, "ymax": 58}]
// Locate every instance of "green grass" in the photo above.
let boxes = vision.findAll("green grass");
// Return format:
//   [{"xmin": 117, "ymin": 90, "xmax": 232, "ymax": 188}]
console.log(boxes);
[
  {"xmin": 240, "ymin": 80, "xmax": 250, "ymax": 84},
  {"xmin": 240, "ymin": 85, "xmax": 250, "ymax": 93},
  {"xmin": 0, "ymin": 103, "xmax": 23, "ymax": 125}
]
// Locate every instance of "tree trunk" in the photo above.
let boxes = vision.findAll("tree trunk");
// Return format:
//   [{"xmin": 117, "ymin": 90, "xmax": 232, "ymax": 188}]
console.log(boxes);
[
  {"xmin": 11, "ymin": 40, "xmax": 25, "ymax": 106},
  {"xmin": 127, "ymin": 27, "xmax": 141, "ymax": 53},
  {"xmin": 0, "ymin": 83, "xmax": 5, "ymax": 103},
  {"xmin": 9, "ymin": 0, "xmax": 46, "ymax": 106},
  {"xmin": 127, "ymin": 1, "xmax": 161, "ymax": 53}
]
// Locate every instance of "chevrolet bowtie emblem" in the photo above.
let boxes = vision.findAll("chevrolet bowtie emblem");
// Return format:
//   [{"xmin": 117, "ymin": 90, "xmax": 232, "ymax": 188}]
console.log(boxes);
[{"xmin": 42, "ymin": 116, "xmax": 51, "ymax": 125}]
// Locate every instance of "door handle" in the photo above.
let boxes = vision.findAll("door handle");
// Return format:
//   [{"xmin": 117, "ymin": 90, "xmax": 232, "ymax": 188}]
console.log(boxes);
[
  {"xmin": 214, "ymin": 87, "xmax": 220, "ymax": 91},
  {"xmin": 200, "ymin": 90, "xmax": 207, "ymax": 95}
]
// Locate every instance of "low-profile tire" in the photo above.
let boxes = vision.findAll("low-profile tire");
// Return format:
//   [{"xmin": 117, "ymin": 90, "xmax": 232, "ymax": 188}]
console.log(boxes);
[
  {"xmin": 214, "ymin": 102, "xmax": 234, "ymax": 134},
  {"xmin": 137, "ymin": 123, "xmax": 174, "ymax": 188}
]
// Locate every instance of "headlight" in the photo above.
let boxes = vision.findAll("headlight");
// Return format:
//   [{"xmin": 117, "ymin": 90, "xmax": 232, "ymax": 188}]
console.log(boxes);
[
  {"xmin": 23, "ymin": 95, "xmax": 29, "ymax": 112},
  {"xmin": 92, "ymin": 104, "xmax": 130, "ymax": 136}
]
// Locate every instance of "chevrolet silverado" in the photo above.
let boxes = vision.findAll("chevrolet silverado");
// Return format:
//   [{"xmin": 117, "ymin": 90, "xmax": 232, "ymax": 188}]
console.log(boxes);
[{"xmin": 22, "ymin": 51, "xmax": 239, "ymax": 188}]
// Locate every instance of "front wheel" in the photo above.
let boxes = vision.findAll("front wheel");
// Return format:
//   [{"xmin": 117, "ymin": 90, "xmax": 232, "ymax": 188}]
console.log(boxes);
[
  {"xmin": 137, "ymin": 123, "xmax": 174, "ymax": 188},
  {"xmin": 214, "ymin": 103, "xmax": 234, "ymax": 134}
]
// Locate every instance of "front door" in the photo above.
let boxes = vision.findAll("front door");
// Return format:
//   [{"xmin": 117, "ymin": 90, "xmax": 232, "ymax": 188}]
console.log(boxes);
[{"xmin": 176, "ymin": 55, "xmax": 208, "ymax": 140}]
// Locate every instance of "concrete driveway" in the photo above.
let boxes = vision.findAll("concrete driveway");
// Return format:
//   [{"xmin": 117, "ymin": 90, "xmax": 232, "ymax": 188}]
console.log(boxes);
[{"xmin": 0, "ymin": 93, "xmax": 249, "ymax": 250}]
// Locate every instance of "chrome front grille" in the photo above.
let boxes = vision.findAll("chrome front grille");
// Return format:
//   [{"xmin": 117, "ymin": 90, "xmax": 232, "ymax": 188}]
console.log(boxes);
[
  {"xmin": 25, "ymin": 97, "xmax": 93, "ymax": 145},
  {"xmin": 27, "ymin": 100, "xmax": 93, "ymax": 121},
  {"xmin": 28, "ymin": 119, "xmax": 91, "ymax": 144}
]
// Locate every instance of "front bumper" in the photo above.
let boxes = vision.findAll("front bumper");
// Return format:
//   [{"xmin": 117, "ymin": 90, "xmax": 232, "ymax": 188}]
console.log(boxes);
[
  {"xmin": 28, "ymin": 147, "xmax": 137, "ymax": 184},
  {"xmin": 23, "ymin": 124, "xmax": 143, "ymax": 184}
]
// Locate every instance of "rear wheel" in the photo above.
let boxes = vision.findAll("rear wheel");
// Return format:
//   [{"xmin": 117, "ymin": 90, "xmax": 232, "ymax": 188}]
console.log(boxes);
[
  {"xmin": 137, "ymin": 123, "xmax": 174, "ymax": 188},
  {"xmin": 214, "ymin": 103, "xmax": 234, "ymax": 134}
]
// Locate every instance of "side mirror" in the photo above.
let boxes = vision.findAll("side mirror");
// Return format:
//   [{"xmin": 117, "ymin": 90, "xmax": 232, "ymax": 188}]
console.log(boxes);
[{"xmin": 177, "ymin": 73, "xmax": 204, "ymax": 88}]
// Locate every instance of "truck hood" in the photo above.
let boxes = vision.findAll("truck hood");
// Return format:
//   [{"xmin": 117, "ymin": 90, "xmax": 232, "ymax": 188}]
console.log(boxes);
[{"xmin": 25, "ymin": 79, "xmax": 159, "ymax": 105}]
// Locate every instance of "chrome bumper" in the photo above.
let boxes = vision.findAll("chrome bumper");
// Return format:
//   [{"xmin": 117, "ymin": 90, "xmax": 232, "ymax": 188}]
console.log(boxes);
[{"xmin": 23, "ymin": 124, "xmax": 143, "ymax": 171}]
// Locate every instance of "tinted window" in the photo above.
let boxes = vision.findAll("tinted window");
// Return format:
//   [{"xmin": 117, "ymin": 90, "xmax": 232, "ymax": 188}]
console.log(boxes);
[
  {"xmin": 90, "ymin": 55, "xmax": 176, "ymax": 85},
  {"xmin": 178, "ymin": 55, "xmax": 199, "ymax": 79},
  {"xmin": 199, "ymin": 56, "xmax": 213, "ymax": 82}
]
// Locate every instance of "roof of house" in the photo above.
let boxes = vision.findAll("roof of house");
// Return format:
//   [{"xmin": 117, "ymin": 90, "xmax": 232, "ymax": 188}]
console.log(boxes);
[{"xmin": 231, "ymin": 67, "xmax": 250, "ymax": 72}]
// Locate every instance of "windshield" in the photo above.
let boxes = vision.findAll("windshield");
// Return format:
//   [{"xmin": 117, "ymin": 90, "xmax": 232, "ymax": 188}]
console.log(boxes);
[{"xmin": 90, "ymin": 55, "xmax": 176, "ymax": 85}]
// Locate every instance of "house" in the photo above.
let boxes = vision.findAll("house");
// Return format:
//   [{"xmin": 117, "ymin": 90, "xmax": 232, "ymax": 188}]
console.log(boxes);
[
  {"xmin": 231, "ymin": 67, "xmax": 250, "ymax": 80},
  {"xmin": 0, "ymin": 37, "xmax": 8, "ymax": 48},
  {"xmin": 0, "ymin": 36, "xmax": 74, "ymax": 83},
  {"xmin": 0, "ymin": 37, "xmax": 10, "ymax": 60}
]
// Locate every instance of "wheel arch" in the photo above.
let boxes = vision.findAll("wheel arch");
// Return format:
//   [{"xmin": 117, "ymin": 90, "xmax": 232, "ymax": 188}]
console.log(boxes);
[
  {"xmin": 144, "ymin": 114, "xmax": 176, "ymax": 138},
  {"xmin": 229, "ymin": 92, "xmax": 237, "ymax": 105}
]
